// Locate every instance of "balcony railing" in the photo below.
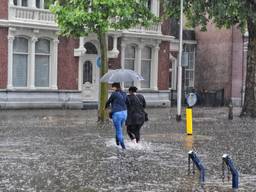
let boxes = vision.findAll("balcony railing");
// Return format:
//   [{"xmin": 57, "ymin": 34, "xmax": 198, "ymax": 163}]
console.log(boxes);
[
  {"xmin": 9, "ymin": 6, "xmax": 55, "ymax": 24},
  {"xmin": 128, "ymin": 24, "xmax": 161, "ymax": 34},
  {"xmin": 8, "ymin": 6, "xmax": 161, "ymax": 34}
]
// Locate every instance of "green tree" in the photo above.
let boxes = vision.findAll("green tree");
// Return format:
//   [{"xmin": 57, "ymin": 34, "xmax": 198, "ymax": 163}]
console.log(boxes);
[
  {"xmin": 51, "ymin": 0, "xmax": 157, "ymax": 121},
  {"xmin": 163, "ymin": 0, "xmax": 256, "ymax": 117}
]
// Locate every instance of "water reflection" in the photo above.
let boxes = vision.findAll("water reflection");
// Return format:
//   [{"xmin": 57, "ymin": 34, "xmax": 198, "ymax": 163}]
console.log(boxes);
[{"xmin": 184, "ymin": 135, "xmax": 194, "ymax": 150}]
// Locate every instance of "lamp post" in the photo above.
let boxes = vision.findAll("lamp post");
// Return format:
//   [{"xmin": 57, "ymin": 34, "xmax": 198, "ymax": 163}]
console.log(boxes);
[{"xmin": 176, "ymin": 0, "xmax": 184, "ymax": 121}]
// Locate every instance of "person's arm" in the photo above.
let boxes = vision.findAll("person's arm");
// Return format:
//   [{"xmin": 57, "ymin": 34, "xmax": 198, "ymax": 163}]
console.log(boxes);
[
  {"xmin": 139, "ymin": 94, "xmax": 146, "ymax": 108},
  {"xmin": 105, "ymin": 93, "xmax": 114, "ymax": 108},
  {"xmin": 125, "ymin": 95, "xmax": 130, "ymax": 107},
  {"xmin": 142, "ymin": 96, "xmax": 146, "ymax": 108}
]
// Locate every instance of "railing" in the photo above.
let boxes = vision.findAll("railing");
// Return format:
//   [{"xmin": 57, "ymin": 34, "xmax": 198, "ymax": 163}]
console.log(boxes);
[
  {"xmin": 129, "ymin": 24, "xmax": 161, "ymax": 33},
  {"xmin": 9, "ymin": 6, "xmax": 161, "ymax": 34},
  {"xmin": 9, "ymin": 6, "xmax": 55, "ymax": 23}
]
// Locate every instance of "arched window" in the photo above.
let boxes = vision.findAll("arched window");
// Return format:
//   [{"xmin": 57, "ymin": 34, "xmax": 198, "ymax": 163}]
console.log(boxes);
[
  {"xmin": 83, "ymin": 61, "xmax": 93, "ymax": 83},
  {"xmin": 35, "ymin": 38, "xmax": 50, "ymax": 87},
  {"xmin": 141, "ymin": 46, "xmax": 152, "ymax": 88},
  {"xmin": 84, "ymin": 42, "xmax": 98, "ymax": 54},
  {"xmin": 124, "ymin": 45, "xmax": 136, "ymax": 87},
  {"xmin": 13, "ymin": 37, "xmax": 28, "ymax": 87}
]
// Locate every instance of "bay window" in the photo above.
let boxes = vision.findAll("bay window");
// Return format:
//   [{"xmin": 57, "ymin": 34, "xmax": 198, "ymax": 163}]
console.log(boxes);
[{"xmin": 10, "ymin": 35, "xmax": 57, "ymax": 89}]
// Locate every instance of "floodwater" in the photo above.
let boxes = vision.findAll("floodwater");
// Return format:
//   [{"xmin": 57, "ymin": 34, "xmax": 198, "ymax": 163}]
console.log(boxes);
[{"xmin": 0, "ymin": 108, "xmax": 255, "ymax": 191}]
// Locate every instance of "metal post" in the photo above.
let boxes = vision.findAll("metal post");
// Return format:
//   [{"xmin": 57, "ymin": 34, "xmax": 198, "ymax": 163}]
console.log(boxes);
[
  {"xmin": 222, "ymin": 154, "xmax": 239, "ymax": 189},
  {"xmin": 188, "ymin": 151, "xmax": 205, "ymax": 184},
  {"xmin": 228, "ymin": 101, "xmax": 233, "ymax": 120},
  {"xmin": 176, "ymin": 0, "xmax": 184, "ymax": 121}
]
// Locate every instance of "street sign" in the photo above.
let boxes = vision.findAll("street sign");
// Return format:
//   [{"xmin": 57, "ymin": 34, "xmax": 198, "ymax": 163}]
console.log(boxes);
[
  {"xmin": 96, "ymin": 56, "xmax": 101, "ymax": 68},
  {"xmin": 186, "ymin": 92, "xmax": 197, "ymax": 107}
]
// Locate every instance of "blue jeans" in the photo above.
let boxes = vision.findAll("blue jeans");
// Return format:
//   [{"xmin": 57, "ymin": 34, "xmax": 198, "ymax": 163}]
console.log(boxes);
[{"xmin": 112, "ymin": 110, "xmax": 127, "ymax": 149}]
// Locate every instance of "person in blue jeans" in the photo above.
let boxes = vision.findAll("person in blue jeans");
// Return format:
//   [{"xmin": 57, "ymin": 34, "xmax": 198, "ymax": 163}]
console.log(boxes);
[{"xmin": 105, "ymin": 83, "xmax": 127, "ymax": 149}]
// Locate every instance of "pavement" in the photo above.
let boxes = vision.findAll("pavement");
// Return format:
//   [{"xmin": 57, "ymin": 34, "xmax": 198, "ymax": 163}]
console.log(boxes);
[{"xmin": 0, "ymin": 107, "xmax": 255, "ymax": 192}]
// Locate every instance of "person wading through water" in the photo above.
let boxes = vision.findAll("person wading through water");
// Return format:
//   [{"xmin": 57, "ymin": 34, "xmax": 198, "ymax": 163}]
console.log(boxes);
[
  {"xmin": 105, "ymin": 83, "xmax": 127, "ymax": 149},
  {"xmin": 126, "ymin": 86, "xmax": 146, "ymax": 143}
]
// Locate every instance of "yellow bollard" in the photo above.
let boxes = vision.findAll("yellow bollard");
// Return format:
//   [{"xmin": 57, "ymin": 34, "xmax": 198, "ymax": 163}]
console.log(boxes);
[{"xmin": 186, "ymin": 107, "xmax": 193, "ymax": 135}]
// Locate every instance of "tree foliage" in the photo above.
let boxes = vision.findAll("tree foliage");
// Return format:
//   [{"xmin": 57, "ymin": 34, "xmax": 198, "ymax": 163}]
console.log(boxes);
[
  {"xmin": 162, "ymin": 0, "xmax": 256, "ymax": 117},
  {"xmin": 162, "ymin": 0, "xmax": 256, "ymax": 31},
  {"xmin": 50, "ymin": 0, "xmax": 158, "ymax": 121},
  {"xmin": 51, "ymin": 0, "xmax": 157, "ymax": 37}
]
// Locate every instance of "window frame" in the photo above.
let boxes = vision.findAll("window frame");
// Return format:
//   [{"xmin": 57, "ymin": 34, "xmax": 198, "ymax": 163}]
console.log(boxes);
[
  {"xmin": 183, "ymin": 45, "xmax": 195, "ymax": 89},
  {"xmin": 35, "ymin": 38, "xmax": 51, "ymax": 88},
  {"xmin": 12, "ymin": 36, "xmax": 29, "ymax": 88},
  {"xmin": 141, "ymin": 46, "xmax": 152, "ymax": 89},
  {"xmin": 83, "ymin": 60, "xmax": 93, "ymax": 84},
  {"xmin": 124, "ymin": 44, "xmax": 136, "ymax": 88}
]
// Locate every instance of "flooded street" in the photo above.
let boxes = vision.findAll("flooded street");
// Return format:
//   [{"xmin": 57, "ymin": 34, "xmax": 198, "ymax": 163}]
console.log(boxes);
[{"xmin": 0, "ymin": 108, "xmax": 255, "ymax": 191}]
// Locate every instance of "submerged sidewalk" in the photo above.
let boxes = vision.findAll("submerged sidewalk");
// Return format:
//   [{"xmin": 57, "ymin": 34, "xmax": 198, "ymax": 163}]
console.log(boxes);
[{"xmin": 0, "ymin": 107, "xmax": 255, "ymax": 191}]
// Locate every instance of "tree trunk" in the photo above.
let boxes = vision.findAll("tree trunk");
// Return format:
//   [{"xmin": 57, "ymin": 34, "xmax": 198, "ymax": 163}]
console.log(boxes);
[
  {"xmin": 241, "ymin": 18, "xmax": 256, "ymax": 117},
  {"xmin": 98, "ymin": 32, "xmax": 108, "ymax": 121}
]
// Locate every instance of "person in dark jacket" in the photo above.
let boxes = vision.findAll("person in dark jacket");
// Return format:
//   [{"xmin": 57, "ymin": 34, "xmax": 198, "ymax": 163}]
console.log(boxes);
[
  {"xmin": 105, "ymin": 83, "xmax": 127, "ymax": 149},
  {"xmin": 126, "ymin": 86, "xmax": 146, "ymax": 143}
]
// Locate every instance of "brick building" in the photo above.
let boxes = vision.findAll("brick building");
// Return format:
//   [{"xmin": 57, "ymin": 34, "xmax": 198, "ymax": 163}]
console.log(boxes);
[{"xmin": 0, "ymin": 0, "xmax": 247, "ymax": 108}]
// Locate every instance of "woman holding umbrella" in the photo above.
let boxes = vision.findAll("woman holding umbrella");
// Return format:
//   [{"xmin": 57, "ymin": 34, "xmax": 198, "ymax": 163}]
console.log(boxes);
[
  {"xmin": 105, "ymin": 82, "xmax": 127, "ymax": 149},
  {"xmin": 101, "ymin": 69, "xmax": 144, "ymax": 149}
]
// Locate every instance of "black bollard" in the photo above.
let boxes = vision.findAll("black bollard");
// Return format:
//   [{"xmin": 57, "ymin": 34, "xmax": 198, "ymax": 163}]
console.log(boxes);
[{"xmin": 228, "ymin": 101, "xmax": 233, "ymax": 120}]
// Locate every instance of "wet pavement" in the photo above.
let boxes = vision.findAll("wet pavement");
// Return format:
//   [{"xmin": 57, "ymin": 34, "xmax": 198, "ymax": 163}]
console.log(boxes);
[{"xmin": 0, "ymin": 107, "xmax": 255, "ymax": 192}]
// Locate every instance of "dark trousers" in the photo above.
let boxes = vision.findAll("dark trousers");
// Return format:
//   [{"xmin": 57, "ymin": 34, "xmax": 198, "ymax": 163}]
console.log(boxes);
[{"xmin": 127, "ymin": 124, "xmax": 143, "ymax": 143}]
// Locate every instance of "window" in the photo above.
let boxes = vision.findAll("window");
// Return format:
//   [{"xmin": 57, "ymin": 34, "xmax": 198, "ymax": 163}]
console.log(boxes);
[
  {"xmin": 141, "ymin": 46, "xmax": 151, "ymax": 88},
  {"xmin": 124, "ymin": 45, "xmax": 136, "ymax": 88},
  {"xmin": 13, "ymin": 0, "xmax": 28, "ymax": 6},
  {"xmin": 183, "ymin": 44, "xmax": 195, "ymax": 88},
  {"xmin": 84, "ymin": 42, "xmax": 98, "ymax": 54},
  {"xmin": 13, "ymin": 37, "xmax": 28, "ymax": 87},
  {"xmin": 36, "ymin": 0, "xmax": 41, "ymax": 8},
  {"xmin": 10, "ymin": 33, "xmax": 57, "ymax": 90},
  {"xmin": 147, "ymin": 0, "xmax": 152, "ymax": 10},
  {"xmin": 22, "ymin": 0, "xmax": 28, "ymax": 6},
  {"xmin": 83, "ymin": 61, "xmax": 93, "ymax": 83},
  {"xmin": 35, "ymin": 39, "xmax": 50, "ymax": 87},
  {"xmin": 169, "ymin": 61, "xmax": 174, "ymax": 89}
]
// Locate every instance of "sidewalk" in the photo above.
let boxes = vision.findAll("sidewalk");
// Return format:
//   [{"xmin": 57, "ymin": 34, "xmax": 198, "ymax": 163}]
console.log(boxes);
[{"xmin": 0, "ymin": 107, "xmax": 255, "ymax": 191}]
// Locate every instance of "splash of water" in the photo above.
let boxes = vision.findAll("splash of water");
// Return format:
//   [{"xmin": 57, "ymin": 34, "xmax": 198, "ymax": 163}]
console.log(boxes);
[{"xmin": 105, "ymin": 138, "xmax": 152, "ymax": 151}]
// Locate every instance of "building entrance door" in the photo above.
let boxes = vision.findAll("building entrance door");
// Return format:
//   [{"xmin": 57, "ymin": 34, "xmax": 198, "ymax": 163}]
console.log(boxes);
[{"xmin": 81, "ymin": 55, "xmax": 99, "ymax": 101}]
